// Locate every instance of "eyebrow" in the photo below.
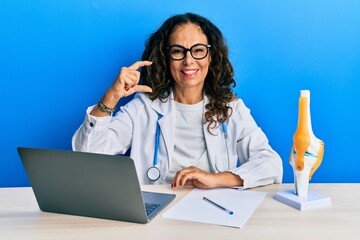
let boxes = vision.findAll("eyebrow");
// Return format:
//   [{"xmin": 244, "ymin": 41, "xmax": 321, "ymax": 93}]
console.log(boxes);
[{"xmin": 168, "ymin": 43, "xmax": 208, "ymax": 48}]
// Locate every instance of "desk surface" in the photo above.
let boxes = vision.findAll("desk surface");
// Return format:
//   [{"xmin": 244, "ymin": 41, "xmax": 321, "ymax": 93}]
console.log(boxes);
[{"xmin": 0, "ymin": 184, "xmax": 359, "ymax": 240}]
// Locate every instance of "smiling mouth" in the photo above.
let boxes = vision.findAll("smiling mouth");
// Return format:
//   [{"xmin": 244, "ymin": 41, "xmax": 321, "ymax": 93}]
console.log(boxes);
[{"xmin": 181, "ymin": 69, "xmax": 198, "ymax": 76}]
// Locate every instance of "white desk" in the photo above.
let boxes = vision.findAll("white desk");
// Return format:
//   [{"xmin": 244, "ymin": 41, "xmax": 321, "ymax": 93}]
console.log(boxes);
[{"xmin": 0, "ymin": 184, "xmax": 359, "ymax": 240}]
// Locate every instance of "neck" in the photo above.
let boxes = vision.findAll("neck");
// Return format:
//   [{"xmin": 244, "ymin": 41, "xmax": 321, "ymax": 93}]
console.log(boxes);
[{"xmin": 173, "ymin": 89, "xmax": 203, "ymax": 104}]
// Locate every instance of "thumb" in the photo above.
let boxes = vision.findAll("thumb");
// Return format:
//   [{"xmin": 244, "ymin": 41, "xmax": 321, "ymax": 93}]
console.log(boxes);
[{"xmin": 134, "ymin": 85, "xmax": 153, "ymax": 93}]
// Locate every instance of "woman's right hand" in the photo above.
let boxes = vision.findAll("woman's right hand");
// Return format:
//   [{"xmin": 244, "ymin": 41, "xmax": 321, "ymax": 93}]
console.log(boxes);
[
  {"xmin": 91, "ymin": 60, "xmax": 153, "ymax": 117},
  {"xmin": 110, "ymin": 60, "xmax": 153, "ymax": 99}
]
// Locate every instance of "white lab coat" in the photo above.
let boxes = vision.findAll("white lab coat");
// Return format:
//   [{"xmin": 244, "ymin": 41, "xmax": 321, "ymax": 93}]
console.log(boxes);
[{"xmin": 72, "ymin": 92, "xmax": 283, "ymax": 189}]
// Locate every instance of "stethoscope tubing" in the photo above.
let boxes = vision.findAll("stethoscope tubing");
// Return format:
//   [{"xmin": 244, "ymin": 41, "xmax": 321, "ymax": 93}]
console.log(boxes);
[{"xmin": 153, "ymin": 114, "xmax": 162, "ymax": 166}]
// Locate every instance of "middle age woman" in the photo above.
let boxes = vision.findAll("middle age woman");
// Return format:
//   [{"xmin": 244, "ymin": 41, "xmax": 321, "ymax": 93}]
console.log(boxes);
[{"xmin": 72, "ymin": 13, "xmax": 283, "ymax": 189}]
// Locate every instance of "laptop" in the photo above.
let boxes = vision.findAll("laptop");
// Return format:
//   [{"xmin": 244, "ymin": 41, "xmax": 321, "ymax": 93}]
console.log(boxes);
[{"xmin": 17, "ymin": 147, "xmax": 176, "ymax": 224}]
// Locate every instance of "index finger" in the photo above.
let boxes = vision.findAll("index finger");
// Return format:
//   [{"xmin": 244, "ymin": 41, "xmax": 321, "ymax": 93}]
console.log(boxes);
[{"xmin": 128, "ymin": 60, "xmax": 153, "ymax": 70}]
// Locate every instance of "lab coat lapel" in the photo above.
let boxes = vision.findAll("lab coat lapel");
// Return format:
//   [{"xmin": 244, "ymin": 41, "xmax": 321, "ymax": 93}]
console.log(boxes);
[
  {"xmin": 202, "ymin": 96, "xmax": 223, "ymax": 173},
  {"xmin": 150, "ymin": 93, "xmax": 175, "ymax": 171}
]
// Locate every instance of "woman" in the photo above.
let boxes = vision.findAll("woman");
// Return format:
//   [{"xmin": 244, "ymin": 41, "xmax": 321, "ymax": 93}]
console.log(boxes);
[{"xmin": 72, "ymin": 13, "xmax": 283, "ymax": 189}]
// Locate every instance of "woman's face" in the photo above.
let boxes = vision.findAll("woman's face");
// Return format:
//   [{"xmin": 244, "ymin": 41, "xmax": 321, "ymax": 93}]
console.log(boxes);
[{"xmin": 168, "ymin": 23, "xmax": 211, "ymax": 94}]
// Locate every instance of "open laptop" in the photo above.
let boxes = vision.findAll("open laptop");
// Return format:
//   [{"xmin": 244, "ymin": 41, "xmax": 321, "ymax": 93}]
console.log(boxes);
[{"xmin": 17, "ymin": 147, "xmax": 175, "ymax": 224}]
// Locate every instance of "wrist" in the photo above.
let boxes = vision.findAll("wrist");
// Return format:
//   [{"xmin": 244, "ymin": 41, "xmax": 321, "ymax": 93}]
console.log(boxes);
[
  {"xmin": 96, "ymin": 101, "xmax": 115, "ymax": 115},
  {"xmin": 213, "ymin": 172, "xmax": 243, "ymax": 188},
  {"xmin": 89, "ymin": 90, "xmax": 120, "ymax": 117}
]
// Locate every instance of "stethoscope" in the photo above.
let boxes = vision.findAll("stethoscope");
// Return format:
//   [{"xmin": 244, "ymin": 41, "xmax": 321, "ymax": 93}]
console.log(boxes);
[
  {"xmin": 146, "ymin": 114, "xmax": 239, "ymax": 181},
  {"xmin": 146, "ymin": 114, "xmax": 163, "ymax": 181}
]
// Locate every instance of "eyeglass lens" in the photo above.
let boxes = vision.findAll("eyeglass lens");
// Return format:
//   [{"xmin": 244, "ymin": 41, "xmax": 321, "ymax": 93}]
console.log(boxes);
[{"xmin": 168, "ymin": 44, "xmax": 210, "ymax": 60}]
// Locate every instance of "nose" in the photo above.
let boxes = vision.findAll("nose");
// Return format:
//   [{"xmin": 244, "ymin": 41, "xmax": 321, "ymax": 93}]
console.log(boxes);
[{"xmin": 183, "ymin": 50, "xmax": 194, "ymax": 65}]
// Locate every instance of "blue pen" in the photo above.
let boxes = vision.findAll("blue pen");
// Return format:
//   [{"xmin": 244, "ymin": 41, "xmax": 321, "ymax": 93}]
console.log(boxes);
[{"xmin": 203, "ymin": 197, "xmax": 234, "ymax": 215}]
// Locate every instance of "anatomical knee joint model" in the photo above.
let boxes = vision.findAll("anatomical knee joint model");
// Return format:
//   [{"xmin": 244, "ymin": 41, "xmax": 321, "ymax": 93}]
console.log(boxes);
[{"xmin": 289, "ymin": 90, "xmax": 324, "ymax": 198}]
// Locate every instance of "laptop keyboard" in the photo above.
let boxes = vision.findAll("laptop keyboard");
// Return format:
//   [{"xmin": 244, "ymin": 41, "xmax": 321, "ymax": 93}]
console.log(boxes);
[{"xmin": 145, "ymin": 203, "xmax": 161, "ymax": 216}]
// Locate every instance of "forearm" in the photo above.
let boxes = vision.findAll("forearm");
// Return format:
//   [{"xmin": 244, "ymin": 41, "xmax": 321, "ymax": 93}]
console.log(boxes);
[
  {"xmin": 72, "ymin": 110, "xmax": 111, "ymax": 153},
  {"xmin": 213, "ymin": 171, "xmax": 243, "ymax": 188}
]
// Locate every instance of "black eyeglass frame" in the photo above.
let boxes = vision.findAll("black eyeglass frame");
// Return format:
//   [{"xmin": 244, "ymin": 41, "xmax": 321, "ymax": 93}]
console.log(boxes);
[{"xmin": 167, "ymin": 43, "xmax": 212, "ymax": 60}]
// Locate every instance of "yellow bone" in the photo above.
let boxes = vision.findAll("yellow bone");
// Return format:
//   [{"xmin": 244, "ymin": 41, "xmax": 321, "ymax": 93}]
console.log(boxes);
[
  {"xmin": 293, "ymin": 96, "xmax": 310, "ymax": 171},
  {"xmin": 309, "ymin": 141, "xmax": 324, "ymax": 179}
]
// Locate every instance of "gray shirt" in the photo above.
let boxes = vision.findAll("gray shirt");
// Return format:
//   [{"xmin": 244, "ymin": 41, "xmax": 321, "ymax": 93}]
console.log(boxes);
[{"xmin": 166, "ymin": 100, "xmax": 210, "ymax": 182}]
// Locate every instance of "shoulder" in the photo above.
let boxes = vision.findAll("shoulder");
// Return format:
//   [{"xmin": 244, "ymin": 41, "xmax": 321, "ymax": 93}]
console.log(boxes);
[
  {"xmin": 119, "ymin": 93, "xmax": 153, "ymax": 115},
  {"xmin": 228, "ymin": 97, "xmax": 248, "ymax": 112},
  {"xmin": 124, "ymin": 93, "xmax": 152, "ymax": 107},
  {"xmin": 228, "ymin": 97, "xmax": 253, "ymax": 121}
]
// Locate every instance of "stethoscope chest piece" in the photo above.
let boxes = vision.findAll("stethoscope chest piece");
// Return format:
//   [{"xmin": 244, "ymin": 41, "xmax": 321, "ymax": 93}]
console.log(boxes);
[{"xmin": 147, "ymin": 166, "xmax": 161, "ymax": 181}]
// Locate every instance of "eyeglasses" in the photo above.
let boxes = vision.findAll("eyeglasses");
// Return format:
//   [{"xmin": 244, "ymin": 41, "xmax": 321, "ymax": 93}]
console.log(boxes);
[{"xmin": 167, "ymin": 44, "xmax": 211, "ymax": 60}]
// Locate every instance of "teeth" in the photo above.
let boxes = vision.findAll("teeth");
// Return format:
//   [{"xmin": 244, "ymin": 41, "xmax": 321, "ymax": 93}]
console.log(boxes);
[{"xmin": 183, "ymin": 70, "xmax": 197, "ymax": 74}]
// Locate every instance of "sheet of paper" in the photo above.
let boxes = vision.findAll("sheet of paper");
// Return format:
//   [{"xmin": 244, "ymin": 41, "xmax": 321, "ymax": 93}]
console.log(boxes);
[{"xmin": 162, "ymin": 188, "xmax": 267, "ymax": 228}]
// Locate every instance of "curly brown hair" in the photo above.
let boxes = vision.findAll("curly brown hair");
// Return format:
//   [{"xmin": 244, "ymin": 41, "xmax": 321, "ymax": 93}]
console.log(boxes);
[{"xmin": 141, "ymin": 13, "xmax": 236, "ymax": 133}]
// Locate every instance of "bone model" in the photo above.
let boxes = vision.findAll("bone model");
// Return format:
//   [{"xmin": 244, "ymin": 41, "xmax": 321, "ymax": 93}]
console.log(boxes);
[{"xmin": 289, "ymin": 90, "xmax": 324, "ymax": 198}]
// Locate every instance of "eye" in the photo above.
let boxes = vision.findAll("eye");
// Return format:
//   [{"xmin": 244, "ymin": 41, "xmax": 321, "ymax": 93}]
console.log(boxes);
[
  {"xmin": 170, "ymin": 48, "xmax": 184, "ymax": 55},
  {"xmin": 193, "ymin": 48, "xmax": 205, "ymax": 53}
]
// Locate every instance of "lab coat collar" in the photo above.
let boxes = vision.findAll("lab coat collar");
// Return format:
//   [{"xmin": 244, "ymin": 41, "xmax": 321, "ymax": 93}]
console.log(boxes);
[{"xmin": 150, "ymin": 91, "xmax": 175, "ymax": 116}]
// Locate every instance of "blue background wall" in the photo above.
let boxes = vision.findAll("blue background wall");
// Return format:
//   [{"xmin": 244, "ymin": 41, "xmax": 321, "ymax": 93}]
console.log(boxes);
[{"xmin": 1, "ymin": 0, "xmax": 359, "ymax": 187}]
